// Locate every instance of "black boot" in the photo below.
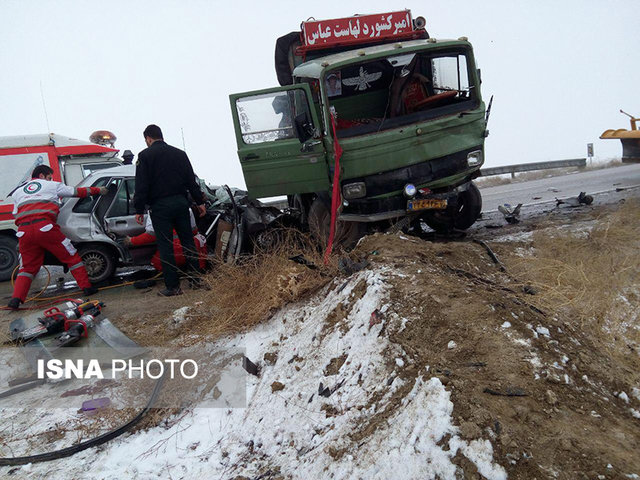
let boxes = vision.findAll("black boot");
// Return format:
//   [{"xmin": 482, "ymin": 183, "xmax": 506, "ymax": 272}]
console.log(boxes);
[
  {"xmin": 83, "ymin": 286, "xmax": 99, "ymax": 296},
  {"xmin": 7, "ymin": 298, "xmax": 21, "ymax": 310}
]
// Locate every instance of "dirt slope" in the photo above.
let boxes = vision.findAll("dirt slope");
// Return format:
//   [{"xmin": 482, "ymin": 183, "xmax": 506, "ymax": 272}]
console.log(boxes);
[{"xmin": 351, "ymin": 227, "xmax": 639, "ymax": 479}]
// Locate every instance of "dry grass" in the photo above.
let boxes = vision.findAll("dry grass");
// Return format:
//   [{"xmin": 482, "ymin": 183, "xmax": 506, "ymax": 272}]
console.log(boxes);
[
  {"xmin": 476, "ymin": 159, "xmax": 624, "ymax": 188},
  {"xmin": 510, "ymin": 199, "xmax": 640, "ymax": 349},
  {"xmin": 190, "ymin": 229, "xmax": 340, "ymax": 340}
]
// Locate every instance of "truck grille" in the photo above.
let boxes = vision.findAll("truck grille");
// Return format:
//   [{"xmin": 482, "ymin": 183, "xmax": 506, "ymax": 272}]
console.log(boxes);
[{"xmin": 345, "ymin": 146, "xmax": 479, "ymax": 198}]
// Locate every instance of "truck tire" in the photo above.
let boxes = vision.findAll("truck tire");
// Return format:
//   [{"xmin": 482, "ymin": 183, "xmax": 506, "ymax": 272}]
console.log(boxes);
[
  {"xmin": 308, "ymin": 198, "xmax": 365, "ymax": 249},
  {"xmin": 78, "ymin": 244, "xmax": 116, "ymax": 284},
  {"xmin": 291, "ymin": 194, "xmax": 309, "ymax": 229},
  {"xmin": 0, "ymin": 235, "xmax": 19, "ymax": 282},
  {"xmin": 423, "ymin": 182, "xmax": 482, "ymax": 232}
]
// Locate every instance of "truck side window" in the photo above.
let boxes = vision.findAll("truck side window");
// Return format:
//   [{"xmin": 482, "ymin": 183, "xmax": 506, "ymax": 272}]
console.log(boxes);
[
  {"xmin": 431, "ymin": 55, "xmax": 470, "ymax": 95},
  {"xmin": 236, "ymin": 90, "xmax": 312, "ymax": 144}
]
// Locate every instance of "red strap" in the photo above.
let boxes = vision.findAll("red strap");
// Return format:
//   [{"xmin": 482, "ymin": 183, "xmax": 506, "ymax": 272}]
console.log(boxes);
[
  {"xmin": 324, "ymin": 113, "xmax": 343, "ymax": 265},
  {"xmin": 89, "ymin": 187, "xmax": 102, "ymax": 196}
]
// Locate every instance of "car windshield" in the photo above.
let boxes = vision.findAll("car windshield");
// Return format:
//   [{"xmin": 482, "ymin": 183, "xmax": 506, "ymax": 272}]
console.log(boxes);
[{"xmin": 324, "ymin": 48, "xmax": 477, "ymax": 138}]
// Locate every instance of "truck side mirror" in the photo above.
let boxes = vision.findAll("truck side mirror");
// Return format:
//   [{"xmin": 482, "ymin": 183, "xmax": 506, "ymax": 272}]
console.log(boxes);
[{"xmin": 294, "ymin": 112, "xmax": 314, "ymax": 143}]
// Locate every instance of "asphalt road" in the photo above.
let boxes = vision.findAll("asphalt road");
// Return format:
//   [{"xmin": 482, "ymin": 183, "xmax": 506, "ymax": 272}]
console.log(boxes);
[{"xmin": 479, "ymin": 163, "xmax": 640, "ymax": 212}]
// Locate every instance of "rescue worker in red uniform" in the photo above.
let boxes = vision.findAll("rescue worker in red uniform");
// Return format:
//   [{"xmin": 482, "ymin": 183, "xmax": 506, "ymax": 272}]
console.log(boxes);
[
  {"xmin": 7, "ymin": 165, "xmax": 108, "ymax": 310},
  {"xmin": 124, "ymin": 210, "xmax": 208, "ymax": 272}
]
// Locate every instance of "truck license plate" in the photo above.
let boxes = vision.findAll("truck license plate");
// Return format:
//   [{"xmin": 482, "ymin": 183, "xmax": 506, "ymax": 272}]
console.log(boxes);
[{"xmin": 407, "ymin": 198, "xmax": 448, "ymax": 212}]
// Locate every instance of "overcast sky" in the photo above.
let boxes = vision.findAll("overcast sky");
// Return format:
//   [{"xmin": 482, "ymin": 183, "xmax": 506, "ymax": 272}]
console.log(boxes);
[{"xmin": 1, "ymin": 0, "xmax": 638, "ymax": 190}]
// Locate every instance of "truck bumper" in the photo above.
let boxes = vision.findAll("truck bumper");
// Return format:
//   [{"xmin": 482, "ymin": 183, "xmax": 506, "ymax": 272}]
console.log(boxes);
[{"xmin": 339, "ymin": 184, "xmax": 469, "ymax": 223}]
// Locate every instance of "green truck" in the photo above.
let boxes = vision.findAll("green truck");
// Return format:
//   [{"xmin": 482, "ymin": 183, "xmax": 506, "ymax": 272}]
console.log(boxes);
[{"xmin": 230, "ymin": 11, "xmax": 487, "ymax": 244}]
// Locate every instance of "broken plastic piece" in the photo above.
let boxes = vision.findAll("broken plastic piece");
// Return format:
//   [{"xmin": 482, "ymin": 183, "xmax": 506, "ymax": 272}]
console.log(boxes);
[
  {"xmin": 498, "ymin": 203, "xmax": 522, "ymax": 224},
  {"xmin": 81, "ymin": 397, "xmax": 110, "ymax": 411},
  {"xmin": 242, "ymin": 356, "xmax": 260, "ymax": 377}
]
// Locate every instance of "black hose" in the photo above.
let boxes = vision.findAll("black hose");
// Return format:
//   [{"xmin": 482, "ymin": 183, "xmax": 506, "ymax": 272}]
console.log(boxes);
[{"xmin": 0, "ymin": 374, "xmax": 165, "ymax": 466}]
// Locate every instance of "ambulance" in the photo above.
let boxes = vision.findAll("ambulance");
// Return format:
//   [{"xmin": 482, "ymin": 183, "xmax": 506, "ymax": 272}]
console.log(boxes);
[{"xmin": 0, "ymin": 133, "xmax": 122, "ymax": 281}]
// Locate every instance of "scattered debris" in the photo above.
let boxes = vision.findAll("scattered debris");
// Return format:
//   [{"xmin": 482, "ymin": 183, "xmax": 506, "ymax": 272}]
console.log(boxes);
[
  {"xmin": 324, "ymin": 355, "xmax": 347, "ymax": 376},
  {"xmin": 80, "ymin": 397, "xmax": 111, "ymax": 413},
  {"xmin": 271, "ymin": 381, "xmax": 285, "ymax": 393},
  {"xmin": 318, "ymin": 382, "xmax": 331, "ymax": 398},
  {"xmin": 242, "ymin": 356, "xmax": 260, "ymax": 377},
  {"xmin": 556, "ymin": 191, "xmax": 594, "ymax": 207},
  {"xmin": 483, "ymin": 387, "xmax": 528, "ymax": 397},
  {"xmin": 498, "ymin": 203, "xmax": 523, "ymax": 224},
  {"xmin": 369, "ymin": 309, "xmax": 384, "ymax": 328},
  {"xmin": 289, "ymin": 254, "xmax": 318, "ymax": 270},
  {"xmin": 466, "ymin": 362, "xmax": 487, "ymax": 368},
  {"xmin": 172, "ymin": 306, "xmax": 190, "ymax": 326},
  {"xmin": 338, "ymin": 257, "xmax": 369, "ymax": 275},
  {"xmin": 473, "ymin": 239, "xmax": 507, "ymax": 271},
  {"xmin": 263, "ymin": 352, "xmax": 278, "ymax": 366}
]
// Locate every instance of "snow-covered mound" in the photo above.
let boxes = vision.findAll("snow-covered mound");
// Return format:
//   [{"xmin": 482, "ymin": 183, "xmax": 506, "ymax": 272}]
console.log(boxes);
[{"xmin": 3, "ymin": 267, "xmax": 505, "ymax": 479}]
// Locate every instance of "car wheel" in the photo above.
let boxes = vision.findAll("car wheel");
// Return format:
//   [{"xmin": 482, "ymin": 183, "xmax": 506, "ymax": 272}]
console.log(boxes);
[
  {"xmin": 423, "ymin": 182, "xmax": 482, "ymax": 232},
  {"xmin": 0, "ymin": 235, "xmax": 19, "ymax": 282},
  {"xmin": 308, "ymin": 198, "xmax": 366, "ymax": 249},
  {"xmin": 78, "ymin": 245, "xmax": 116, "ymax": 284}
]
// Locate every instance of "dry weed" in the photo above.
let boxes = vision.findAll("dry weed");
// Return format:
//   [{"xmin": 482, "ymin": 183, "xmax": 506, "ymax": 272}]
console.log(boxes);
[
  {"xmin": 510, "ymin": 199, "xmax": 640, "ymax": 349},
  {"xmin": 191, "ymin": 229, "xmax": 339, "ymax": 339}
]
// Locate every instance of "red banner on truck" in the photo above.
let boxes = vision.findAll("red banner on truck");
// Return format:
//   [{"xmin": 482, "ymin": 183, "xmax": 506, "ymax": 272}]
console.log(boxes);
[{"xmin": 302, "ymin": 11, "xmax": 414, "ymax": 48}]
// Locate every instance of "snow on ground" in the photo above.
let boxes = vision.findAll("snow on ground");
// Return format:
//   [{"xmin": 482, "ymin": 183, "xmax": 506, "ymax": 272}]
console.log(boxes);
[{"xmin": 2, "ymin": 269, "xmax": 506, "ymax": 479}]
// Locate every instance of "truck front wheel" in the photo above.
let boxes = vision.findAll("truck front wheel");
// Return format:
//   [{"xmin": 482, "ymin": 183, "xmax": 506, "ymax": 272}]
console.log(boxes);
[
  {"xmin": 0, "ymin": 235, "xmax": 19, "ymax": 282},
  {"xmin": 308, "ymin": 198, "xmax": 365, "ymax": 249},
  {"xmin": 423, "ymin": 182, "xmax": 482, "ymax": 232}
]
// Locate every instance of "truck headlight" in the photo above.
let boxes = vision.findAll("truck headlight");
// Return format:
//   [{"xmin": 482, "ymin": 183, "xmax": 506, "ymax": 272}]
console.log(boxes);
[
  {"xmin": 343, "ymin": 182, "xmax": 366, "ymax": 200},
  {"xmin": 403, "ymin": 183, "xmax": 417, "ymax": 198},
  {"xmin": 467, "ymin": 150, "xmax": 483, "ymax": 167}
]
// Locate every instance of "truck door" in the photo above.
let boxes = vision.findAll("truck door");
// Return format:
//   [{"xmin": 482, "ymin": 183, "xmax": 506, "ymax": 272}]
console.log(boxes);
[{"xmin": 230, "ymin": 84, "xmax": 329, "ymax": 199}]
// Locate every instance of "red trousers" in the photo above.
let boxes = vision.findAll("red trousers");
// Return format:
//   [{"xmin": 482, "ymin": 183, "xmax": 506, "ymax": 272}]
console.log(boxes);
[
  {"xmin": 13, "ymin": 222, "xmax": 91, "ymax": 302},
  {"xmin": 132, "ymin": 231, "xmax": 207, "ymax": 272}
]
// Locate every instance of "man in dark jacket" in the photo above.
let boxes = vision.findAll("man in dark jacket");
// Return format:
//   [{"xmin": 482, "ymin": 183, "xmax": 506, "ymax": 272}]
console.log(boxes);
[{"xmin": 134, "ymin": 124, "xmax": 207, "ymax": 296}]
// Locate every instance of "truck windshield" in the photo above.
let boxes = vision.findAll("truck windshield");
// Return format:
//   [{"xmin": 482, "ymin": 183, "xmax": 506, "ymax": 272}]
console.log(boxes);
[{"xmin": 325, "ymin": 48, "xmax": 477, "ymax": 138}]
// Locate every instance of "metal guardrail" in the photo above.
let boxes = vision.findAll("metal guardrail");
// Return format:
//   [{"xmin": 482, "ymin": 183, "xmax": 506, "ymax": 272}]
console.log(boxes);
[{"xmin": 480, "ymin": 158, "xmax": 586, "ymax": 177}]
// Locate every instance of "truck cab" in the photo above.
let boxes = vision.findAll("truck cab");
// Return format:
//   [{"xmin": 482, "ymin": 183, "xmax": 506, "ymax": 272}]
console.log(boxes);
[
  {"xmin": 0, "ymin": 133, "xmax": 123, "ymax": 280},
  {"xmin": 230, "ymin": 11, "xmax": 486, "ymax": 244}
]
